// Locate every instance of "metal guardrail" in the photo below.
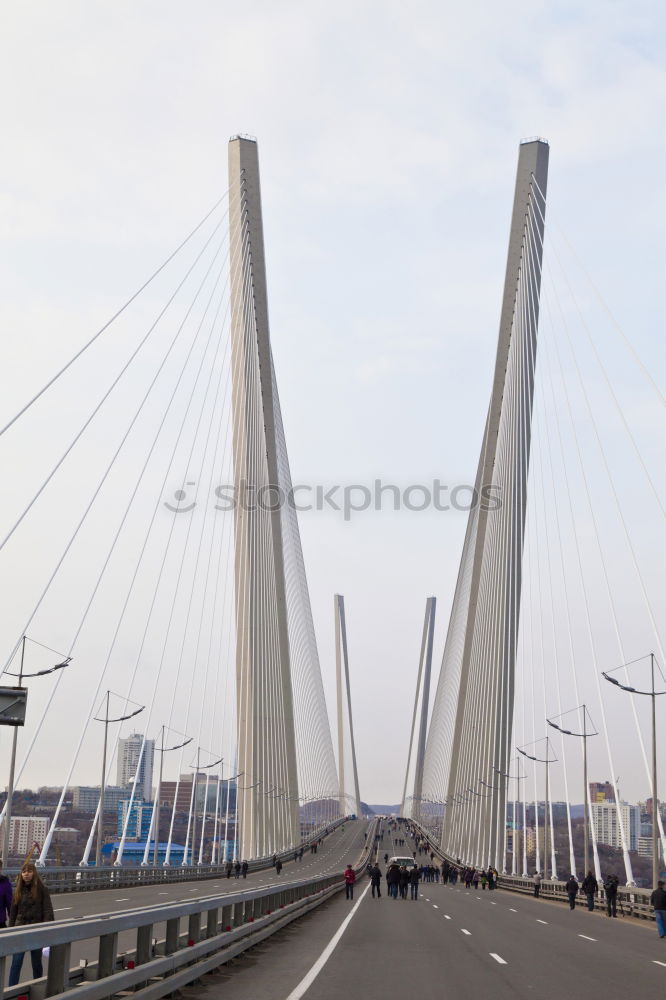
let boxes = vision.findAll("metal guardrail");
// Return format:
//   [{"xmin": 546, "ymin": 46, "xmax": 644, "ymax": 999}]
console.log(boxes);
[
  {"xmin": 0, "ymin": 874, "xmax": 342, "ymax": 999},
  {"xmin": 4, "ymin": 816, "xmax": 348, "ymax": 896},
  {"xmin": 495, "ymin": 873, "xmax": 655, "ymax": 921},
  {"xmin": 0, "ymin": 816, "xmax": 376, "ymax": 999},
  {"xmin": 409, "ymin": 819, "xmax": 656, "ymax": 922}
]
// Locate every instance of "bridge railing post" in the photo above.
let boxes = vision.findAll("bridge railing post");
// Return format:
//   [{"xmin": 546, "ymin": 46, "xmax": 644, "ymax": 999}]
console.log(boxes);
[
  {"xmin": 165, "ymin": 917, "xmax": 180, "ymax": 955},
  {"xmin": 206, "ymin": 906, "xmax": 219, "ymax": 938},
  {"xmin": 46, "ymin": 941, "xmax": 71, "ymax": 995},
  {"xmin": 98, "ymin": 931, "xmax": 118, "ymax": 978},
  {"xmin": 136, "ymin": 923, "xmax": 153, "ymax": 965}
]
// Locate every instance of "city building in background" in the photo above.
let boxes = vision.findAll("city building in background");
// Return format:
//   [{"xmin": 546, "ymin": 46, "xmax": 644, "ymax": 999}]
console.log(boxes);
[
  {"xmin": 101, "ymin": 841, "xmax": 185, "ymax": 866},
  {"xmin": 589, "ymin": 781, "xmax": 615, "ymax": 803},
  {"xmin": 117, "ymin": 800, "xmax": 154, "ymax": 840},
  {"xmin": 0, "ymin": 816, "xmax": 50, "ymax": 858},
  {"xmin": 116, "ymin": 733, "xmax": 155, "ymax": 801},
  {"xmin": 158, "ymin": 775, "xmax": 236, "ymax": 815},
  {"xmin": 72, "ymin": 785, "xmax": 127, "ymax": 813},
  {"xmin": 591, "ymin": 801, "xmax": 639, "ymax": 851}
]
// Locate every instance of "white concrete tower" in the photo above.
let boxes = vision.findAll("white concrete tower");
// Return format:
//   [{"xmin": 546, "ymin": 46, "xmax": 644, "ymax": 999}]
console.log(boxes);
[{"xmin": 228, "ymin": 136, "xmax": 300, "ymax": 859}]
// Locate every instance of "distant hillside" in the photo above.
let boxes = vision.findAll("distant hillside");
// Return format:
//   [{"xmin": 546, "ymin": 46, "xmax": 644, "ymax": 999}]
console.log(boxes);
[{"xmin": 367, "ymin": 804, "xmax": 400, "ymax": 815}]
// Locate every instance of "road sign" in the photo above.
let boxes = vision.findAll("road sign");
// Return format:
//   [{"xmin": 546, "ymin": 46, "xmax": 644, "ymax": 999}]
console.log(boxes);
[{"xmin": 0, "ymin": 687, "xmax": 27, "ymax": 726}]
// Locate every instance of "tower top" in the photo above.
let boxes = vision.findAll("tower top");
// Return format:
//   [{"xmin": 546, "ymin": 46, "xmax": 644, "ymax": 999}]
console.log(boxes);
[
  {"xmin": 520, "ymin": 135, "xmax": 549, "ymax": 145},
  {"xmin": 229, "ymin": 133, "xmax": 257, "ymax": 143}
]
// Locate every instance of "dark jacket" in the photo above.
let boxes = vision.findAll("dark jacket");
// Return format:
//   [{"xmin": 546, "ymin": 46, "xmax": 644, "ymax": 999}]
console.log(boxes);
[
  {"xmin": 651, "ymin": 887, "xmax": 666, "ymax": 910},
  {"xmin": 399, "ymin": 867, "xmax": 410, "ymax": 885},
  {"xmin": 604, "ymin": 875, "xmax": 619, "ymax": 895},
  {"xmin": 582, "ymin": 874, "xmax": 598, "ymax": 894},
  {"xmin": 9, "ymin": 884, "xmax": 54, "ymax": 926},
  {"xmin": 409, "ymin": 867, "xmax": 420, "ymax": 885},
  {"xmin": 566, "ymin": 877, "xmax": 579, "ymax": 895},
  {"xmin": 386, "ymin": 864, "xmax": 400, "ymax": 884},
  {"xmin": 0, "ymin": 875, "xmax": 13, "ymax": 924},
  {"xmin": 369, "ymin": 866, "xmax": 382, "ymax": 885}
]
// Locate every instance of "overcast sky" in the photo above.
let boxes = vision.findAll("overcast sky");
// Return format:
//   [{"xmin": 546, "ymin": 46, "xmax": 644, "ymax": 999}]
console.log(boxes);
[{"xmin": 0, "ymin": 1, "xmax": 664, "ymax": 807}]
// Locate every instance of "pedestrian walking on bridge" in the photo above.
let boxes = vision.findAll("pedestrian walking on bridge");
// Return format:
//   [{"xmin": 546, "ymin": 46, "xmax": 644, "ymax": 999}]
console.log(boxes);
[
  {"xmin": 409, "ymin": 865, "xmax": 420, "ymax": 900},
  {"xmin": 533, "ymin": 872, "xmax": 541, "ymax": 898},
  {"xmin": 566, "ymin": 875, "xmax": 579, "ymax": 909},
  {"xmin": 344, "ymin": 864, "xmax": 356, "ymax": 900},
  {"xmin": 581, "ymin": 871, "xmax": 598, "ymax": 911},
  {"xmin": 604, "ymin": 873, "xmax": 619, "ymax": 917},
  {"xmin": 0, "ymin": 863, "xmax": 13, "ymax": 928},
  {"xmin": 369, "ymin": 864, "xmax": 382, "ymax": 898},
  {"xmin": 387, "ymin": 863, "xmax": 400, "ymax": 899},
  {"xmin": 651, "ymin": 880, "xmax": 666, "ymax": 938},
  {"xmin": 7, "ymin": 863, "xmax": 54, "ymax": 987}
]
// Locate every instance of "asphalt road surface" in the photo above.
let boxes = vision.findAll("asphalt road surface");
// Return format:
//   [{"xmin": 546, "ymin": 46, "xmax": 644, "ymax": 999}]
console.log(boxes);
[
  {"xmin": 186, "ymin": 829, "xmax": 666, "ymax": 1000},
  {"xmin": 6, "ymin": 819, "xmax": 370, "ymax": 985}
]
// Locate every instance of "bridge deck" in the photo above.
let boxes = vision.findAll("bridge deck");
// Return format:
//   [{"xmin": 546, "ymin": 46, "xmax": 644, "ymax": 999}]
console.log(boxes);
[
  {"xmin": 6, "ymin": 821, "xmax": 368, "ymax": 987},
  {"xmin": 196, "ymin": 828, "xmax": 666, "ymax": 1000}
]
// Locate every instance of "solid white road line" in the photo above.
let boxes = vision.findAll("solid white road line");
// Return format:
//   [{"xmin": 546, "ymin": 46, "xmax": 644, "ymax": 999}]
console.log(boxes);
[
  {"xmin": 490, "ymin": 954, "xmax": 507, "ymax": 965},
  {"xmin": 578, "ymin": 934, "xmax": 596, "ymax": 942},
  {"xmin": 54, "ymin": 907, "xmax": 72, "ymax": 912},
  {"xmin": 461, "ymin": 929, "xmax": 471, "ymax": 935},
  {"xmin": 284, "ymin": 882, "xmax": 371, "ymax": 1000}
]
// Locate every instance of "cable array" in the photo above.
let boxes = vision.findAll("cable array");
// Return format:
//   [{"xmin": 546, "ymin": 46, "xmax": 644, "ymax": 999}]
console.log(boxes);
[
  {"xmin": 421, "ymin": 141, "xmax": 663, "ymax": 887},
  {"xmin": 1, "ymin": 141, "xmax": 343, "ymax": 869}
]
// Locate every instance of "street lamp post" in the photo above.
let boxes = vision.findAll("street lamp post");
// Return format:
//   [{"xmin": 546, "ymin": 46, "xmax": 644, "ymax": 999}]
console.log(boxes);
[
  {"xmin": 153, "ymin": 727, "xmax": 192, "ymax": 866},
  {"xmin": 494, "ymin": 760, "xmax": 527, "ymax": 875},
  {"xmin": 189, "ymin": 748, "xmax": 223, "ymax": 865},
  {"xmin": 547, "ymin": 704, "xmax": 598, "ymax": 877},
  {"xmin": 93, "ymin": 693, "xmax": 144, "ymax": 869},
  {"xmin": 3, "ymin": 637, "xmax": 70, "ymax": 866},
  {"xmin": 518, "ymin": 738, "xmax": 557, "ymax": 881},
  {"xmin": 603, "ymin": 653, "xmax": 665, "ymax": 889}
]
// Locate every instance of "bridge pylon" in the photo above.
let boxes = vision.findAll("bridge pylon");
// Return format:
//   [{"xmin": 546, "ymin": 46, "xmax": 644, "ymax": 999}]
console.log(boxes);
[
  {"xmin": 334, "ymin": 594, "xmax": 361, "ymax": 818},
  {"xmin": 228, "ymin": 136, "xmax": 300, "ymax": 859},
  {"xmin": 422, "ymin": 139, "xmax": 549, "ymax": 868},
  {"xmin": 401, "ymin": 596, "xmax": 436, "ymax": 821}
]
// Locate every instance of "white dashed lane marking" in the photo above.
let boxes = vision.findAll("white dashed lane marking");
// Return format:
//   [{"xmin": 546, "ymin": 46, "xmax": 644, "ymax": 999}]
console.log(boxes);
[
  {"xmin": 653, "ymin": 961, "xmax": 666, "ymax": 967},
  {"xmin": 54, "ymin": 907, "xmax": 72, "ymax": 912},
  {"xmin": 578, "ymin": 935, "xmax": 596, "ymax": 942},
  {"xmin": 461, "ymin": 929, "xmax": 471, "ymax": 936},
  {"xmin": 115, "ymin": 898, "xmax": 130, "ymax": 902},
  {"xmin": 536, "ymin": 919, "xmax": 548, "ymax": 925},
  {"xmin": 433, "ymin": 905, "xmax": 439, "ymax": 909},
  {"xmin": 490, "ymin": 954, "xmax": 507, "ymax": 965},
  {"xmin": 509, "ymin": 908, "xmax": 517, "ymax": 912}
]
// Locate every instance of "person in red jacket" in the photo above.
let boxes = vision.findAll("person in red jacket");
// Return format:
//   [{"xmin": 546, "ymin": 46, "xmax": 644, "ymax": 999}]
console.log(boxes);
[{"xmin": 344, "ymin": 864, "xmax": 356, "ymax": 900}]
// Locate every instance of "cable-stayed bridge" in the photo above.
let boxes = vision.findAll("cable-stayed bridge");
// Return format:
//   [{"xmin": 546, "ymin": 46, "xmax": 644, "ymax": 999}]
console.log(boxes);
[{"xmin": 0, "ymin": 134, "xmax": 663, "ymax": 998}]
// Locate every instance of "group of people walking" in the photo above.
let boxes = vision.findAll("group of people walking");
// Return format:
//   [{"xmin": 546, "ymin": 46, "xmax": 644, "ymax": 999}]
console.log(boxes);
[
  {"xmin": 367, "ymin": 861, "xmax": 421, "ymax": 899},
  {"xmin": 534, "ymin": 869, "xmax": 620, "ymax": 916}
]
